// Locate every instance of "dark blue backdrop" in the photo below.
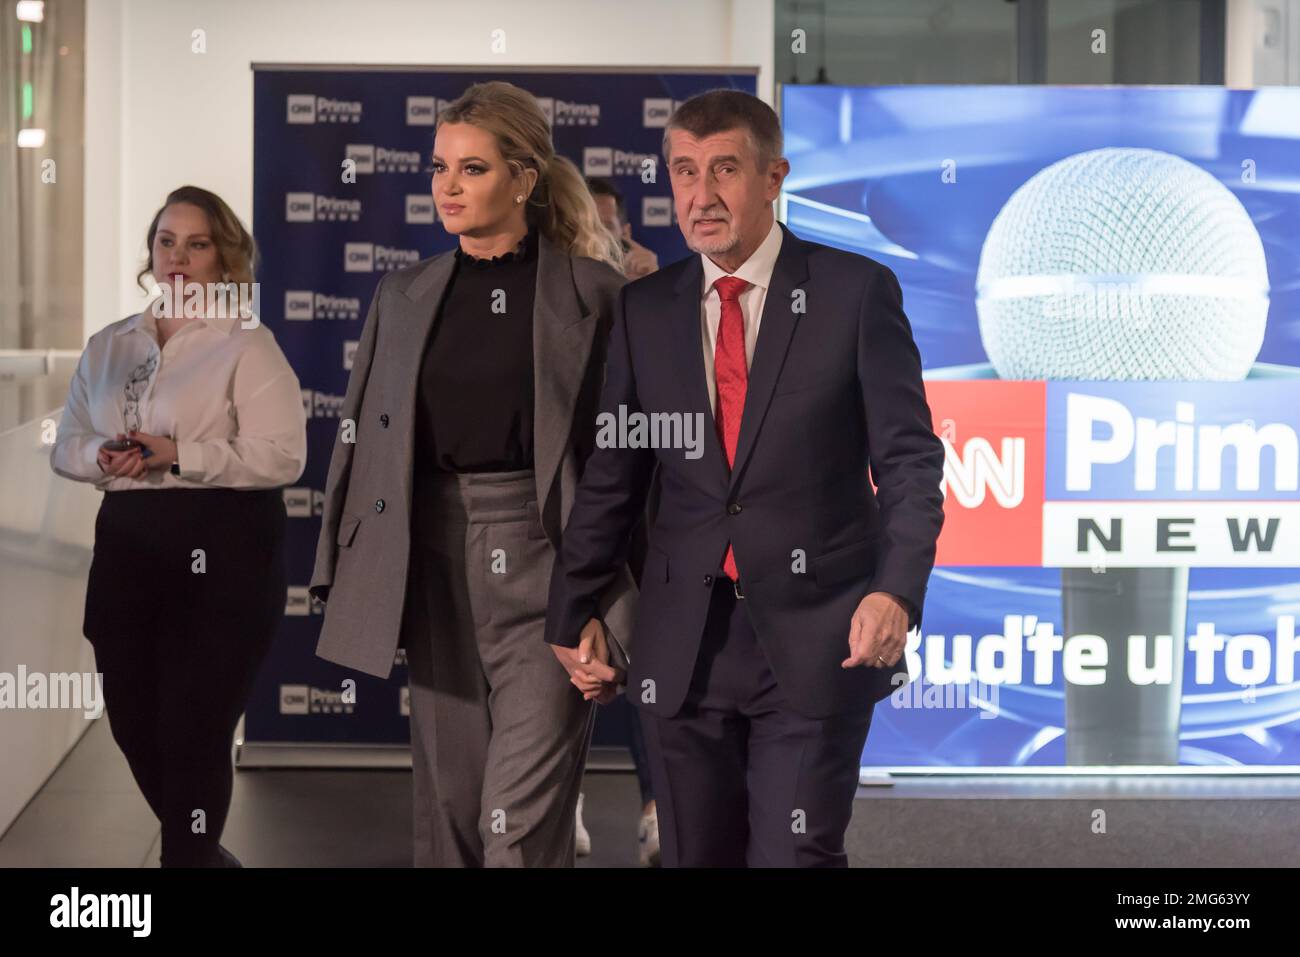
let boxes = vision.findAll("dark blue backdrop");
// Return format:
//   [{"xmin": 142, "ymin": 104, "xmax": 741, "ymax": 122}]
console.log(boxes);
[{"xmin": 247, "ymin": 66, "xmax": 756, "ymax": 756}]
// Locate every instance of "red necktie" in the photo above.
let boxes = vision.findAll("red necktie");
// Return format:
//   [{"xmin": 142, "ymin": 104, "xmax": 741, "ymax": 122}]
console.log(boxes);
[{"xmin": 712, "ymin": 275, "xmax": 751, "ymax": 581}]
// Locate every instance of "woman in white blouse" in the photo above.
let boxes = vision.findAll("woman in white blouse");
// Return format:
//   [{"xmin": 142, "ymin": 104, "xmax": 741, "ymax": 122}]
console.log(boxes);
[{"xmin": 50, "ymin": 185, "xmax": 306, "ymax": 867}]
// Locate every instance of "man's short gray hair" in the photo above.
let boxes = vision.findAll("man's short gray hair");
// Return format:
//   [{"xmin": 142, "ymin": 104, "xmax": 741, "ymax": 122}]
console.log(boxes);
[{"xmin": 661, "ymin": 89, "xmax": 784, "ymax": 169}]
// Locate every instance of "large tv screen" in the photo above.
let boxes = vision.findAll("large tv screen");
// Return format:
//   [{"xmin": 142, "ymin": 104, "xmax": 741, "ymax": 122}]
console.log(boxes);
[{"xmin": 782, "ymin": 85, "xmax": 1300, "ymax": 769}]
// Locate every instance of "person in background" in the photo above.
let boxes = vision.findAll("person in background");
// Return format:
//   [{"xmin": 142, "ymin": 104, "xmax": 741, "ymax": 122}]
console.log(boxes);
[
  {"xmin": 587, "ymin": 176, "xmax": 659, "ymax": 279},
  {"xmin": 308, "ymin": 81, "xmax": 637, "ymax": 867},
  {"xmin": 50, "ymin": 185, "xmax": 307, "ymax": 866},
  {"xmin": 582, "ymin": 175, "xmax": 662, "ymax": 866}
]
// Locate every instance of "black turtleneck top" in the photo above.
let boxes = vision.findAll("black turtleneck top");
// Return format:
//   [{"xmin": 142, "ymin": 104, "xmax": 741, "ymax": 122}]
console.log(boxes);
[{"xmin": 414, "ymin": 227, "xmax": 538, "ymax": 473}]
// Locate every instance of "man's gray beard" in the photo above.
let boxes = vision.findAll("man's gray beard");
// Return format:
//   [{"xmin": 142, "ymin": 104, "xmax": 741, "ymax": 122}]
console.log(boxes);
[{"xmin": 686, "ymin": 227, "xmax": 739, "ymax": 255}]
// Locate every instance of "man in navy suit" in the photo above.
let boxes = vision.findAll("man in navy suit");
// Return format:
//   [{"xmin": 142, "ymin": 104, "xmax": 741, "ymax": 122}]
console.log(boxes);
[{"xmin": 545, "ymin": 89, "xmax": 945, "ymax": 866}]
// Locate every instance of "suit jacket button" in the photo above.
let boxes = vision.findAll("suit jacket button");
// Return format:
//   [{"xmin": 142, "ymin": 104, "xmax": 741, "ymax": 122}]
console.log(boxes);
[
  {"xmin": 374, "ymin": 499, "xmax": 385, "ymax": 513},
  {"xmin": 703, "ymin": 574, "xmax": 713, "ymax": 585},
  {"xmin": 727, "ymin": 502, "xmax": 742, "ymax": 515},
  {"xmin": 379, "ymin": 413, "xmax": 389, "ymax": 428}
]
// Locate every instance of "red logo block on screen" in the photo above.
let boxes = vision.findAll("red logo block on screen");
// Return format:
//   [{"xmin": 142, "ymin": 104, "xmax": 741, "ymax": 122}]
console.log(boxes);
[{"xmin": 925, "ymin": 381, "xmax": 1045, "ymax": 566}]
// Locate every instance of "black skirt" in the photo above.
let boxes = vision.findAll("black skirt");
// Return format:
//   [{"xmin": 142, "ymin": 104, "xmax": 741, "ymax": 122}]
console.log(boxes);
[{"xmin": 83, "ymin": 487, "xmax": 287, "ymax": 644}]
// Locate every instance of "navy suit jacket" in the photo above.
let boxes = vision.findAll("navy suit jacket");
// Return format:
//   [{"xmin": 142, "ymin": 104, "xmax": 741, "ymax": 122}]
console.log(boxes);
[{"xmin": 544, "ymin": 222, "xmax": 946, "ymax": 719}]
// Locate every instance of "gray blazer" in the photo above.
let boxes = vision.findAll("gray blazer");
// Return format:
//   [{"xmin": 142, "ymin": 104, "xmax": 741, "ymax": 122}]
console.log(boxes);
[{"xmin": 308, "ymin": 231, "xmax": 637, "ymax": 678}]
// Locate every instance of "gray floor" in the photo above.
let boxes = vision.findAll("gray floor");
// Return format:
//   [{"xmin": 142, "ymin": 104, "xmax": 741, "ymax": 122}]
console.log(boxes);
[
  {"xmin": 846, "ymin": 774, "xmax": 1300, "ymax": 867},
  {"xmin": 0, "ymin": 718, "xmax": 651, "ymax": 868},
  {"xmin": 4, "ymin": 717, "xmax": 1300, "ymax": 867}
]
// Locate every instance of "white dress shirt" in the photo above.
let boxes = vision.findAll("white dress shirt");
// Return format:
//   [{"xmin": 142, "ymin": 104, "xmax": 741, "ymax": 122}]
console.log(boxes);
[
  {"xmin": 50, "ymin": 302, "xmax": 308, "ymax": 491},
  {"xmin": 699, "ymin": 218, "xmax": 784, "ymax": 415}
]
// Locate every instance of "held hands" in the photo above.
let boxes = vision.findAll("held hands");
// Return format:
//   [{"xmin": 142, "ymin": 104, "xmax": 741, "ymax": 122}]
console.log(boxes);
[
  {"xmin": 129, "ymin": 430, "xmax": 178, "ymax": 470},
  {"xmin": 842, "ymin": 591, "xmax": 910, "ymax": 670},
  {"xmin": 96, "ymin": 436, "xmax": 145, "ymax": 478},
  {"xmin": 95, "ymin": 431, "xmax": 178, "ymax": 480},
  {"xmin": 550, "ymin": 617, "xmax": 625, "ymax": 704}
]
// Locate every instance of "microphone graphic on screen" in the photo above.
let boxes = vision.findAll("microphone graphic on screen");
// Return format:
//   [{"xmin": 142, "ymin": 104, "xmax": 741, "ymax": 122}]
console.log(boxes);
[{"xmin": 975, "ymin": 147, "xmax": 1270, "ymax": 765}]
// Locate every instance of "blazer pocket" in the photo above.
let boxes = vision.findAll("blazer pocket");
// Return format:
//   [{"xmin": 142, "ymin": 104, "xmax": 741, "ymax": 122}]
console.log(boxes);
[
  {"xmin": 811, "ymin": 535, "xmax": 877, "ymax": 587},
  {"xmin": 337, "ymin": 513, "xmax": 361, "ymax": 548}
]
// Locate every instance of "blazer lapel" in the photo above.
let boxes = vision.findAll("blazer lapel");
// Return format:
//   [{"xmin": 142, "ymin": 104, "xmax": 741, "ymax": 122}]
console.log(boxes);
[
  {"xmin": 398, "ymin": 250, "xmax": 457, "ymax": 342},
  {"xmin": 533, "ymin": 231, "xmax": 599, "ymax": 539},
  {"xmin": 727, "ymin": 223, "xmax": 809, "ymax": 493},
  {"xmin": 671, "ymin": 256, "xmax": 730, "ymax": 486},
  {"xmin": 392, "ymin": 252, "xmax": 456, "ymax": 513}
]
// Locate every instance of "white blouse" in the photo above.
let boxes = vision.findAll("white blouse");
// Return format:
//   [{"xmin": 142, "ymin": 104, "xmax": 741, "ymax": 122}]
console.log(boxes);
[{"xmin": 50, "ymin": 303, "xmax": 308, "ymax": 491}]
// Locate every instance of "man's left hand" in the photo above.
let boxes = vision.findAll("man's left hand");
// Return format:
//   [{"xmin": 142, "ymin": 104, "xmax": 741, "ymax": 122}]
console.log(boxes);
[{"xmin": 842, "ymin": 591, "xmax": 909, "ymax": 669}]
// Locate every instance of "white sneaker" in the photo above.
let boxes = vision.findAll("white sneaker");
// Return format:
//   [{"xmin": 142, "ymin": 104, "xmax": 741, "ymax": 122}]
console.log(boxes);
[
  {"xmin": 638, "ymin": 801, "xmax": 660, "ymax": 867},
  {"xmin": 575, "ymin": 791, "xmax": 591, "ymax": 857}
]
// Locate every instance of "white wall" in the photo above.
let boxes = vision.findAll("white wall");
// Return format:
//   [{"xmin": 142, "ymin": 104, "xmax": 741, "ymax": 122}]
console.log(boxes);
[
  {"xmin": 0, "ymin": 415, "xmax": 102, "ymax": 841},
  {"xmin": 82, "ymin": 0, "xmax": 775, "ymax": 339},
  {"xmin": 1247, "ymin": 0, "xmax": 1300, "ymax": 85}
]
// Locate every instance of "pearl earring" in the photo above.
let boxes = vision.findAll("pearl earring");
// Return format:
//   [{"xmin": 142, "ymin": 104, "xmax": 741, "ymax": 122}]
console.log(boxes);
[{"xmin": 515, "ymin": 194, "xmax": 524, "ymax": 204}]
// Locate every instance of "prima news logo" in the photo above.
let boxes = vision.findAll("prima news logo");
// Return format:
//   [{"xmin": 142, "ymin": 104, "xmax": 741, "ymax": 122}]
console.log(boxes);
[
  {"xmin": 282, "ymin": 486, "xmax": 326, "ymax": 517},
  {"xmin": 279, "ymin": 683, "xmax": 355, "ymax": 715},
  {"xmin": 284, "ymin": 586, "xmax": 324, "ymax": 617},
  {"xmin": 298, "ymin": 388, "xmax": 345, "ymax": 419},
  {"xmin": 286, "ymin": 93, "xmax": 362, "ymax": 124},
  {"xmin": 643, "ymin": 97, "xmax": 679, "ymax": 127},
  {"xmin": 533, "ymin": 96, "xmax": 600, "ymax": 127},
  {"xmin": 343, "ymin": 242, "xmax": 420, "ymax": 273},
  {"xmin": 406, "ymin": 96, "xmax": 455, "ymax": 126},
  {"xmin": 405, "ymin": 194, "xmax": 435, "ymax": 224},
  {"xmin": 286, "ymin": 192, "xmax": 362, "ymax": 223},
  {"xmin": 582, "ymin": 146, "xmax": 657, "ymax": 178},
  {"xmin": 285, "ymin": 290, "xmax": 361, "ymax": 322},
  {"xmin": 344, "ymin": 143, "xmax": 423, "ymax": 175},
  {"xmin": 642, "ymin": 196, "xmax": 673, "ymax": 226}
]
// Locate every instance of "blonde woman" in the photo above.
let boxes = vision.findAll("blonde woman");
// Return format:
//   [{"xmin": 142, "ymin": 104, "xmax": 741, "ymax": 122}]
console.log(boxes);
[
  {"xmin": 50, "ymin": 185, "xmax": 307, "ymax": 866},
  {"xmin": 309, "ymin": 82, "xmax": 638, "ymax": 867}
]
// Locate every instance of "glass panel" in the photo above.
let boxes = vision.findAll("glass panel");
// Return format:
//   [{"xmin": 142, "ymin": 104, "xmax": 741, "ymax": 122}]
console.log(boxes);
[
  {"xmin": 774, "ymin": 0, "xmax": 1220, "ymax": 86},
  {"xmin": 775, "ymin": 0, "xmax": 1018, "ymax": 86},
  {"xmin": 1046, "ymin": 0, "xmax": 1207, "ymax": 84}
]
